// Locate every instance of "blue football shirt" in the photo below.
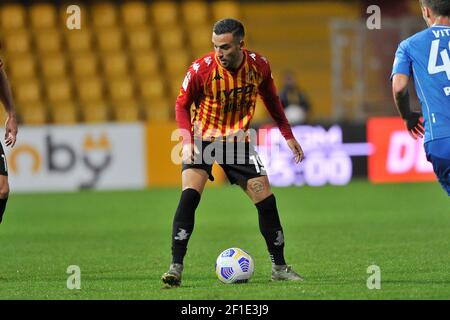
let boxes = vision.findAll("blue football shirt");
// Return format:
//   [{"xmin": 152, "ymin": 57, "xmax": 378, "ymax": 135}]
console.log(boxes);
[{"xmin": 392, "ymin": 25, "xmax": 450, "ymax": 143}]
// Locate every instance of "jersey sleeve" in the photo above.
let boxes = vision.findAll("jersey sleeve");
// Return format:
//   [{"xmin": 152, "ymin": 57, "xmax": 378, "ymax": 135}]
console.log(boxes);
[
  {"xmin": 175, "ymin": 62, "xmax": 203, "ymax": 145},
  {"xmin": 257, "ymin": 58, "xmax": 294, "ymax": 141},
  {"xmin": 391, "ymin": 40, "xmax": 412, "ymax": 79}
]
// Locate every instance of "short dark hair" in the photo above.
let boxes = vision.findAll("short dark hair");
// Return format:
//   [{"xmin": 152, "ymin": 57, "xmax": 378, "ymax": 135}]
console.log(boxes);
[
  {"xmin": 213, "ymin": 18, "xmax": 245, "ymax": 41},
  {"xmin": 420, "ymin": 0, "xmax": 450, "ymax": 16}
]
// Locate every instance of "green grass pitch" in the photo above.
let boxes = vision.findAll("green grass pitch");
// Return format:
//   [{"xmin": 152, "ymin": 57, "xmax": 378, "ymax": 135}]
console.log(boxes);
[{"xmin": 0, "ymin": 180, "xmax": 448, "ymax": 300}]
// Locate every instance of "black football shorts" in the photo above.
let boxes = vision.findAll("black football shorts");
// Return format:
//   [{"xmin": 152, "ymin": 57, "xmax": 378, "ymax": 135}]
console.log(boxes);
[
  {"xmin": 0, "ymin": 143, "xmax": 7, "ymax": 176},
  {"xmin": 182, "ymin": 140, "xmax": 267, "ymax": 187}
]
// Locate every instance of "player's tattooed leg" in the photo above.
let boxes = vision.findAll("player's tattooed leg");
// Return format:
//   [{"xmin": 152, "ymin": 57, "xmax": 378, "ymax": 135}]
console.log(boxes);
[
  {"xmin": 245, "ymin": 176, "xmax": 272, "ymax": 204},
  {"xmin": 249, "ymin": 180, "xmax": 265, "ymax": 194}
]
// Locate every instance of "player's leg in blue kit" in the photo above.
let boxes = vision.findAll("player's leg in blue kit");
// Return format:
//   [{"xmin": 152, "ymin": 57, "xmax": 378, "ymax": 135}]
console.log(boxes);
[{"xmin": 424, "ymin": 137, "xmax": 450, "ymax": 196}]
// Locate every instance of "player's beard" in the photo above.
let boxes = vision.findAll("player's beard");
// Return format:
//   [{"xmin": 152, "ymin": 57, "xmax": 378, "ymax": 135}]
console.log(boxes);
[
  {"xmin": 221, "ymin": 51, "xmax": 241, "ymax": 70},
  {"xmin": 219, "ymin": 57, "xmax": 229, "ymax": 68}
]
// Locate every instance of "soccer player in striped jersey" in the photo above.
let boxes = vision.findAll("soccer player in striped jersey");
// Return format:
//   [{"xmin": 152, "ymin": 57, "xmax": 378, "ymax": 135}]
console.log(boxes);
[
  {"xmin": 391, "ymin": 0, "xmax": 450, "ymax": 196},
  {"xmin": 162, "ymin": 19, "xmax": 305, "ymax": 287},
  {"xmin": 0, "ymin": 58, "xmax": 19, "ymax": 224}
]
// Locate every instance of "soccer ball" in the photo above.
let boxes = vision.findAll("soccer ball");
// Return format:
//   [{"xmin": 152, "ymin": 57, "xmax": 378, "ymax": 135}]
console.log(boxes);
[{"xmin": 215, "ymin": 248, "xmax": 255, "ymax": 284}]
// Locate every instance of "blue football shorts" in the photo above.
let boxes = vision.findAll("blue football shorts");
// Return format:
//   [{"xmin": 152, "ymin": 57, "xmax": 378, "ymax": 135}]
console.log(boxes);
[{"xmin": 424, "ymin": 137, "xmax": 450, "ymax": 196}]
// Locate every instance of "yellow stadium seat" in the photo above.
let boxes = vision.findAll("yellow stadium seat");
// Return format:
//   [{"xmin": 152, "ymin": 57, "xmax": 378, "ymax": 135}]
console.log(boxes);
[
  {"xmin": 169, "ymin": 79, "xmax": 182, "ymax": 102},
  {"xmin": 142, "ymin": 97, "xmax": 171, "ymax": 122},
  {"xmin": 111, "ymin": 100, "xmax": 140, "ymax": 122},
  {"xmin": 40, "ymin": 54, "xmax": 67, "ymax": 80},
  {"xmin": 0, "ymin": 4, "xmax": 26, "ymax": 30},
  {"xmin": 146, "ymin": 109, "xmax": 172, "ymax": 122},
  {"xmin": 107, "ymin": 78, "xmax": 135, "ymax": 102},
  {"xmin": 157, "ymin": 27, "xmax": 185, "ymax": 51},
  {"xmin": 34, "ymin": 29, "xmax": 63, "ymax": 54},
  {"xmin": 211, "ymin": 1, "xmax": 240, "ymax": 20},
  {"xmin": 151, "ymin": 1, "xmax": 179, "ymax": 27},
  {"xmin": 75, "ymin": 77, "xmax": 104, "ymax": 103},
  {"xmin": 13, "ymin": 80, "xmax": 42, "ymax": 105},
  {"xmin": 80, "ymin": 102, "xmax": 110, "ymax": 123},
  {"xmin": 138, "ymin": 78, "xmax": 166, "ymax": 101},
  {"xmin": 91, "ymin": 2, "xmax": 118, "ymax": 28},
  {"xmin": 69, "ymin": 53, "xmax": 99, "ymax": 78},
  {"xmin": 30, "ymin": 3, "xmax": 57, "ymax": 29},
  {"xmin": 20, "ymin": 103, "xmax": 48, "ymax": 125},
  {"xmin": 181, "ymin": 1, "xmax": 209, "ymax": 26},
  {"xmin": 188, "ymin": 24, "xmax": 213, "ymax": 51},
  {"xmin": 100, "ymin": 52, "xmax": 129, "ymax": 78},
  {"xmin": 120, "ymin": 1, "xmax": 148, "ymax": 28},
  {"xmin": 45, "ymin": 79, "xmax": 73, "ymax": 104},
  {"xmin": 3, "ymin": 30, "xmax": 30, "ymax": 55},
  {"xmin": 130, "ymin": 51, "xmax": 160, "ymax": 78},
  {"xmin": 125, "ymin": 27, "xmax": 155, "ymax": 52},
  {"xmin": 192, "ymin": 46, "xmax": 214, "ymax": 59},
  {"xmin": 6, "ymin": 54, "xmax": 36, "ymax": 80},
  {"xmin": 95, "ymin": 27, "xmax": 124, "ymax": 52},
  {"xmin": 65, "ymin": 29, "xmax": 93, "ymax": 53},
  {"xmin": 163, "ymin": 51, "xmax": 190, "ymax": 78},
  {"xmin": 50, "ymin": 102, "xmax": 79, "ymax": 124}
]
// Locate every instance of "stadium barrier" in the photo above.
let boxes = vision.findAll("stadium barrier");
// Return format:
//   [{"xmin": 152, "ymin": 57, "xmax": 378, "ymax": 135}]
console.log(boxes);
[
  {"xmin": 144, "ymin": 121, "xmax": 225, "ymax": 187},
  {"xmin": 7, "ymin": 123, "xmax": 146, "ymax": 192},
  {"xmin": 5, "ymin": 118, "xmax": 433, "ymax": 192},
  {"xmin": 257, "ymin": 122, "xmax": 370, "ymax": 187},
  {"xmin": 5, "ymin": 122, "xmax": 225, "ymax": 192},
  {"xmin": 367, "ymin": 117, "xmax": 435, "ymax": 183}
]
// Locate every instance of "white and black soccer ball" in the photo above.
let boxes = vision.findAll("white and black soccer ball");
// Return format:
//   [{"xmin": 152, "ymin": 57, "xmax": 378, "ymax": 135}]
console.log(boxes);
[{"xmin": 215, "ymin": 248, "xmax": 255, "ymax": 284}]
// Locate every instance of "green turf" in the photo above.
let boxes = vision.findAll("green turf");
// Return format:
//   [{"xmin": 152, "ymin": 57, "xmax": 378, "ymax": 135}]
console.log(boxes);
[{"xmin": 0, "ymin": 180, "xmax": 449, "ymax": 300}]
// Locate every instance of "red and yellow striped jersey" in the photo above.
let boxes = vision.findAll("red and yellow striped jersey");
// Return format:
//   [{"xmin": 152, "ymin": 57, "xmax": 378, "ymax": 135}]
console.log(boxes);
[{"xmin": 175, "ymin": 49, "xmax": 293, "ymax": 144}]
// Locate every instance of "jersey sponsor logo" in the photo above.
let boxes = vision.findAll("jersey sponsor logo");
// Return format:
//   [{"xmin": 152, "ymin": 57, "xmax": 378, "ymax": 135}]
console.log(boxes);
[
  {"xmin": 249, "ymin": 53, "xmax": 256, "ymax": 61},
  {"xmin": 216, "ymin": 84, "xmax": 256, "ymax": 112},
  {"xmin": 215, "ymin": 85, "xmax": 255, "ymax": 101}
]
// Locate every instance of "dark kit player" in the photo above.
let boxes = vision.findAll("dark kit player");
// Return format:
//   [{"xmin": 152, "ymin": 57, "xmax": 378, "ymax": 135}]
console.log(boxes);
[
  {"xmin": 0, "ymin": 58, "xmax": 19, "ymax": 224},
  {"xmin": 161, "ymin": 19, "xmax": 305, "ymax": 287}
]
